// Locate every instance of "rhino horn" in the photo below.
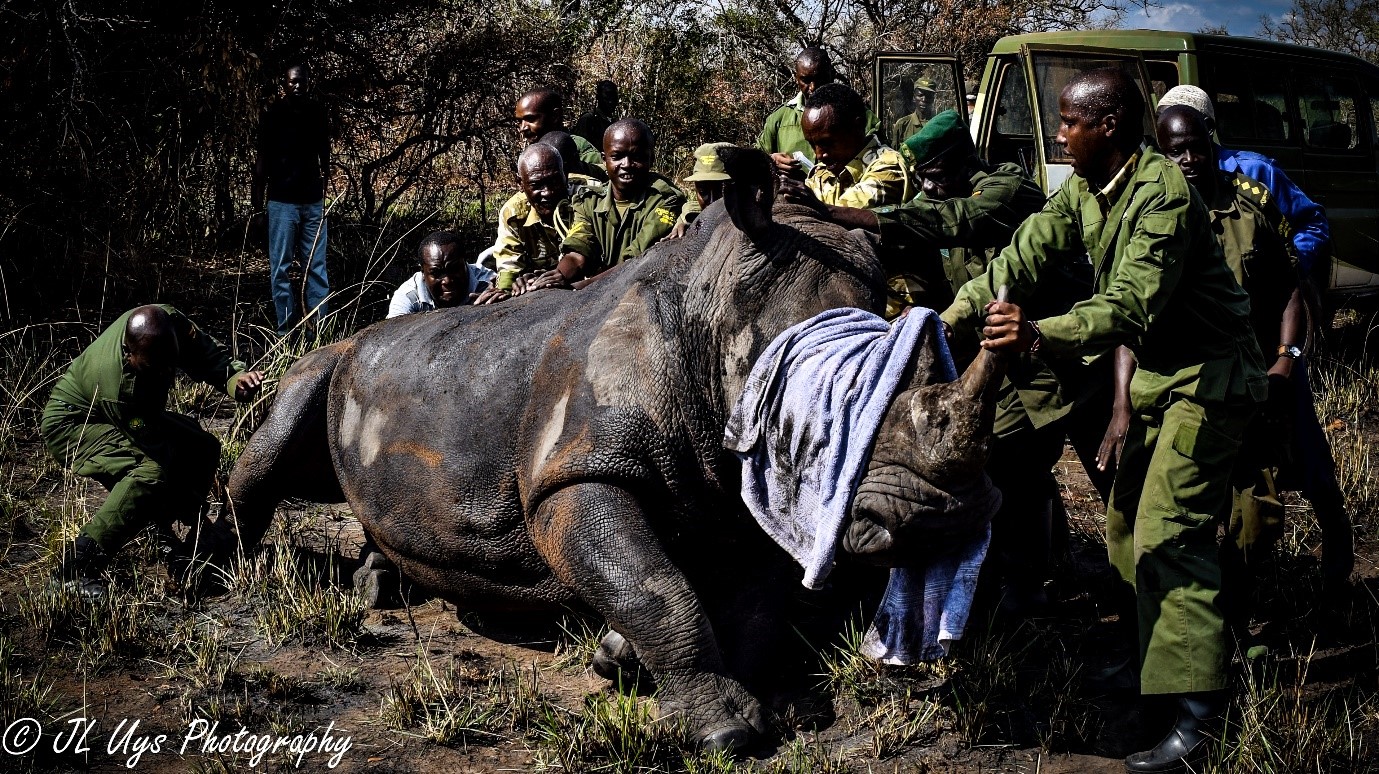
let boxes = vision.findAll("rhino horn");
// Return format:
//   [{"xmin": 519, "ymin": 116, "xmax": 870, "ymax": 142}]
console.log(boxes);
[
  {"xmin": 717, "ymin": 145, "xmax": 774, "ymax": 243},
  {"xmin": 958, "ymin": 284, "xmax": 1011, "ymax": 409}
]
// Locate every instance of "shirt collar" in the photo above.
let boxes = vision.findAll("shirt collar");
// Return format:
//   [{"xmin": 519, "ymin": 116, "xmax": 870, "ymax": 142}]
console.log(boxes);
[
  {"xmin": 815, "ymin": 136, "xmax": 881, "ymax": 188},
  {"xmin": 787, "ymin": 92, "xmax": 804, "ymax": 111},
  {"xmin": 412, "ymin": 271, "xmax": 435, "ymax": 309},
  {"xmin": 1093, "ymin": 148, "xmax": 1142, "ymax": 213}
]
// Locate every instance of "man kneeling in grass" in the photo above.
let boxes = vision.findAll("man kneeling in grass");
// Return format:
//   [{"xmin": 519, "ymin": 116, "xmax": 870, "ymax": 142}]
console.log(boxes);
[{"xmin": 42, "ymin": 305, "xmax": 264, "ymax": 598}]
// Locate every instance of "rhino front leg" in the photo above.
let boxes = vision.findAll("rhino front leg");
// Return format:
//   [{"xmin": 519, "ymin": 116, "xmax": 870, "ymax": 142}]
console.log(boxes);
[{"xmin": 530, "ymin": 482, "xmax": 770, "ymax": 752}]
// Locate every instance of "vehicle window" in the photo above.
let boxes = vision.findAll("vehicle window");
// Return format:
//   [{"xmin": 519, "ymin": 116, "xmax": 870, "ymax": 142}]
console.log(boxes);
[
  {"xmin": 987, "ymin": 58, "xmax": 1035, "ymax": 172},
  {"xmin": 1030, "ymin": 55, "xmax": 1152, "ymax": 163},
  {"xmin": 1207, "ymin": 56, "xmax": 1293, "ymax": 144},
  {"xmin": 876, "ymin": 59, "xmax": 961, "ymax": 146},
  {"xmin": 1297, "ymin": 72, "xmax": 1366, "ymax": 151},
  {"xmin": 1146, "ymin": 59, "xmax": 1180, "ymax": 102}
]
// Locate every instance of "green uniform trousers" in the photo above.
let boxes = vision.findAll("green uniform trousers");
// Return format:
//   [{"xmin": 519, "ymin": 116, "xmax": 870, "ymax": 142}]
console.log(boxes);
[
  {"xmin": 1106, "ymin": 396, "xmax": 1253, "ymax": 694},
  {"xmin": 41, "ymin": 399, "xmax": 221, "ymax": 554}
]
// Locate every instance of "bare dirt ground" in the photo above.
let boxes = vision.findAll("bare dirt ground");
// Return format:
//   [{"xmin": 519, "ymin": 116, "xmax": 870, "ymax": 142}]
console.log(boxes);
[{"xmin": 2, "ymin": 339, "xmax": 1377, "ymax": 773}]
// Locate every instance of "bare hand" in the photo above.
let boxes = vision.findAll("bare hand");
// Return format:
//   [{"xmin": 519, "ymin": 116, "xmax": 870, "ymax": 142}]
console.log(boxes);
[
  {"xmin": 528, "ymin": 269, "xmax": 573, "ymax": 292},
  {"xmin": 665, "ymin": 219, "xmax": 689, "ymax": 241},
  {"xmin": 473, "ymin": 285, "xmax": 509, "ymax": 305},
  {"xmin": 979, "ymin": 300, "xmax": 1035, "ymax": 353},
  {"xmin": 777, "ymin": 177, "xmax": 829, "ymax": 219},
  {"xmin": 235, "ymin": 371, "xmax": 265, "ymax": 402},
  {"xmin": 770, "ymin": 152, "xmax": 803, "ymax": 179},
  {"xmin": 1096, "ymin": 404, "xmax": 1131, "ymax": 472}
]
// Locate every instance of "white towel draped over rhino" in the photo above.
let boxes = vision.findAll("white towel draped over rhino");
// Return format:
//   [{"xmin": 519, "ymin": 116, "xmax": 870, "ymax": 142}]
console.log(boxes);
[{"xmin": 723, "ymin": 306, "xmax": 991, "ymax": 663}]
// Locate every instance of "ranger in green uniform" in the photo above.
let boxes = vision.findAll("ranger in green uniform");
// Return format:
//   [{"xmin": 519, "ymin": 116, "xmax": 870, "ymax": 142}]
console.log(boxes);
[
  {"xmin": 1102, "ymin": 105, "xmax": 1303, "ymax": 653},
  {"xmin": 758, "ymin": 47, "xmax": 880, "ymax": 178},
  {"xmin": 890, "ymin": 77, "xmax": 935, "ymax": 147},
  {"xmin": 943, "ymin": 69, "xmax": 1265, "ymax": 773},
  {"xmin": 515, "ymin": 88, "xmax": 605, "ymax": 178},
  {"xmin": 528, "ymin": 119, "xmax": 685, "ymax": 290},
  {"xmin": 42, "ymin": 305, "xmax": 264, "ymax": 597}
]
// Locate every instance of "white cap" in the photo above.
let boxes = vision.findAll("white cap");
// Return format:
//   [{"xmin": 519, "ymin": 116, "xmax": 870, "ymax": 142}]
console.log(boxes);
[{"xmin": 1157, "ymin": 85, "xmax": 1215, "ymax": 121}]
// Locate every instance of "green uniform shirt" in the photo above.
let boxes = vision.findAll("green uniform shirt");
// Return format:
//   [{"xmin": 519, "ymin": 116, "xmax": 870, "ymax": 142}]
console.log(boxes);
[
  {"xmin": 1210, "ymin": 170, "xmax": 1297, "ymax": 357},
  {"xmin": 572, "ymin": 133, "xmax": 604, "ymax": 167},
  {"xmin": 756, "ymin": 93, "xmax": 882, "ymax": 161},
  {"xmin": 874, "ymin": 161, "xmax": 1046, "ymax": 299},
  {"xmin": 891, "ymin": 112, "xmax": 927, "ymax": 147},
  {"xmin": 492, "ymin": 173, "xmax": 603, "ymax": 274},
  {"xmin": 561, "ymin": 174, "xmax": 686, "ymax": 271},
  {"xmin": 943, "ymin": 149, "xmax": 1267, "ymax": 413},
  {"xmin": 48, "ymin": 305, "xmax": 247, "ymax": 439}
]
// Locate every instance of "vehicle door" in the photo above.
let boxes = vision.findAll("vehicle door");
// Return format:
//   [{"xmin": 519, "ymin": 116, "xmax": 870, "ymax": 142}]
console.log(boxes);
[{"xmin": 871, "ymin": 53, "xmax": 965, "ymax": 148}]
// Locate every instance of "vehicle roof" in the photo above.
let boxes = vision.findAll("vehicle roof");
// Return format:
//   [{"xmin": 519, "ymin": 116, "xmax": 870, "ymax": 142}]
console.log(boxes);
[{"xmin": 989, "ymin": 29, "xmax": 1376, "ymax": 67}]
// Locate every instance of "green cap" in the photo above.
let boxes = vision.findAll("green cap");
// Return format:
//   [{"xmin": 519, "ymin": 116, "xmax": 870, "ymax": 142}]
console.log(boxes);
[
  {"xmin": 683, "ymin": 142, "xmax": 732, "ymax": 182},
  {"xmin": 900, "ymin": 109, "xmax": 973, "ymax": 168},
  {"xmin": 914, "ymin": 78, "xmax": 936, "ymax": 94}
]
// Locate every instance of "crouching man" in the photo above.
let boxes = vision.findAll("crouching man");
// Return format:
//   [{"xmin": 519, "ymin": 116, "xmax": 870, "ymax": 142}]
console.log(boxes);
[{"xmin": 43, "ymin": 305, "xmax": 264, "ymax": 597}]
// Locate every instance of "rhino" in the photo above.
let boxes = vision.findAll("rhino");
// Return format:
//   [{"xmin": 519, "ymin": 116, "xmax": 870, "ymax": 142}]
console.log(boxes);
[{"xmin": 226, "ymin": 147, "xmax": 1004, "ymax": 752}]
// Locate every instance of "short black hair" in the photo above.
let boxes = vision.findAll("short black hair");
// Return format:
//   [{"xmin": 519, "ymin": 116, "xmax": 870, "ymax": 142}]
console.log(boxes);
[
  {"xmin": 286, "ymin": 63, "xmax": 311, "ymax": 78},
  {"xmin": 796, "ymin": 47, "xmax": 834, "ymax": 73},
  {"xmin": 804, "ymin": 82, "xmax": 866, "ymax": 125},
  {"xmin": 537, "ymin": 130, "xmax": 579, "ymax": 170},
  {"xmin": 418, "ymin": 230, "xmax": 461, "ymax": 259},
  {"xmin": 521, "ymin": 87, "xmax": 564, "ymax": 112},
  {"xmin": 1064, "ymin": 67, "xmax": 1145, "ymax": 145},
  {"xmin": 605, "ymin": 118, "xmax": 654, "ymax": 149}
]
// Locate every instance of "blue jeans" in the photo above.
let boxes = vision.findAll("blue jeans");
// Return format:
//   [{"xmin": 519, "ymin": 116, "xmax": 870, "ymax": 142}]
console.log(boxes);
[{"xmin": 267, "ymin": 199, "xmax": 329, "ymax": 334}]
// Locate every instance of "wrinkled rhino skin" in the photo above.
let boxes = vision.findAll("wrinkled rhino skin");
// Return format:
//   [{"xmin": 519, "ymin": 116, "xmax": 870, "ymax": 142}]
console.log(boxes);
[{"xmin": 228, "ymin": 148, "xmax": 1002, "ymax": 752}]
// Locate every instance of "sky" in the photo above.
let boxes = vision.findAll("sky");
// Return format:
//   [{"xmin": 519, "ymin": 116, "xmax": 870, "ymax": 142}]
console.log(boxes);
[{"xmin": 1118, "ymin": 0, "xmax": 1294, "ymax": 36}]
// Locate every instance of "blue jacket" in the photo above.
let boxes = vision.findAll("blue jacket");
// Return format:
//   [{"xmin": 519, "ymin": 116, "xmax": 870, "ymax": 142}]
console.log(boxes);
[{"xmin": 1218, "ymin": 146, "xmax": 1330, "ymax": 273}]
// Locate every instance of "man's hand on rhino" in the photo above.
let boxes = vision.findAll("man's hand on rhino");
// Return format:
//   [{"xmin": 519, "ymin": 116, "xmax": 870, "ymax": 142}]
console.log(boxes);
[
  {"xmin": 665, "ymin": 219, "xmax": 689, "ymax": 241},
  {"xmin": 234, "ymin": 371, "xmax": 266, "ymax": 402},
  {"xmin": 979, "ymin": 300, "xmax": 1037, "ymax": 353},
  {"xmin": 473, "ymin": 285, "xmax": 510, "ymax": 305},
  {"xmin": 529, "ymin": 269, "xmax": 574, "ymax": 292},
  {"xmin": 777, "ymin": 177, "xmax": 830, "ymax": 217}
]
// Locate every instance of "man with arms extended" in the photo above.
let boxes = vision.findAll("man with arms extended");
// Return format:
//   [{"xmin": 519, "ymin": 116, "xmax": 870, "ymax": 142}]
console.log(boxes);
[
  {"xmin": 43, "ymin": 306, "xmax": 265, "ymax": 597},
  {"xmin": 758, "ymin": 47, "xmax": 879, "ymax": 179},
  {"xmin": 253, "ymin": 63, "xmax": 331, "ymax": 336},
  {"xmin": 515, "ymin": 88, "xmax": 604, "ymax": 174},
  {"xmin": 527, "ymin": 119, "xmax": 684, "ymax": 290},
  {"xmin": 943, "ymin": 69, "xmax": 1266, "ymax": 772}
]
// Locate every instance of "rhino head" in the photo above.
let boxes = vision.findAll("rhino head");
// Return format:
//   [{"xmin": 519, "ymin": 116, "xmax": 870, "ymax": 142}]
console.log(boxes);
[
  {"xmin": 845, "ymin": 341, "xmax": 1004, "ymax": 565},
  {"xmin": 700, "ymin": 145, "xmax": 1003, "ymax": 567}
]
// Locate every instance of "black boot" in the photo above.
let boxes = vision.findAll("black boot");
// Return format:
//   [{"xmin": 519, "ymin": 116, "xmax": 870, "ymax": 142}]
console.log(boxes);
[
  {"xmin": 51, "ymin": 536, "xmax": 110, "ymax": 600},
  {"xmin": 1125, "ymin": 692, "xmax": 1226, "ymax": 773}
]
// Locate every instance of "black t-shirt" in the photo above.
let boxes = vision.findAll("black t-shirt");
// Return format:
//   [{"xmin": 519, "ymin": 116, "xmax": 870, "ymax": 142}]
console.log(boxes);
[{"xmin": 259, "ymin": 97, "xmax": 329, "ymax": 204}]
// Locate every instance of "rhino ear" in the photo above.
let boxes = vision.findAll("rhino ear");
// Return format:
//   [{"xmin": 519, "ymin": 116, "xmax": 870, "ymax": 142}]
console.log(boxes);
[{"xmin": 717, "ymin": 146, "xmax": 774, "ymax": 243}]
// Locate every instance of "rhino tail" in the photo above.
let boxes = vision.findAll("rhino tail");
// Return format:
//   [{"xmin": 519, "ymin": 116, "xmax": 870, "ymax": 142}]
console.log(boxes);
[{"xmin": 226, "ymin": 341, "xmax": 349, "ymax": 553}]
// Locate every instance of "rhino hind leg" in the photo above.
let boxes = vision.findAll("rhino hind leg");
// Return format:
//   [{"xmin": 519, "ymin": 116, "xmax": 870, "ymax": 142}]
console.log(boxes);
[
  {"xmin": 529, "ymin": 481, "xmax": 769, "ymax": 753},
  {"xmin": 227, "ymin": 342, "xmax": 348, "ymax": 552}
]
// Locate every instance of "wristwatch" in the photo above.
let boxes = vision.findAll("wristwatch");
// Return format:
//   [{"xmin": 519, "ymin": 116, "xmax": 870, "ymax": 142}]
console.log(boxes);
[{"xmin": 1277, "ymin": 344, "xmax": 1303, "ymax": 359}]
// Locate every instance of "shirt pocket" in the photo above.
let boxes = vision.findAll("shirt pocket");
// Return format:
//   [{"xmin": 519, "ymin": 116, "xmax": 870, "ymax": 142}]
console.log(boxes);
[{"xmin": 1148, "ymin": 413, "xmax": 1242, "ymax": 532}]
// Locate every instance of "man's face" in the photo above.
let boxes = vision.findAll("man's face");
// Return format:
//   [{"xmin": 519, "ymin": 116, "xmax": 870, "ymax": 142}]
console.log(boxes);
[
  {"xmin": 694, "ymin": 181, "xmax": 724, "ymax": 210},
  {"xmin": 420, "ymin": 242, "xmax": 470, "ymax": 307},
  {"xmin": 515, "ymin": 96, "xmax": 556, "ymax": 143},
  {"xmin": 802, "ymin": 105, "xmax": 866, "ymax": 175},
  {"xmin": 604, "ymin": 129, "xmax": 652, "ymax": 200},
  {"xmin": 1055, "ymin": 93, "xmax": 1113, "ymax": 181},
  {"xmin": 914, "ymin": 153, "xmax": 971, "ymax": 201},
  {"xmin": 284, "ymin": 67, "xmax": 310, "ymax": 99},
  {"xmin": 1156, "ymin": 112, "xmax": 1214, "ymax": 189},
  {"xmin": 521, "ymin": 157, "xmax": 568, "ymax": 221},
  {"xmin": 793, "ymin": 61, "xmax": 834, "ymax": 98}
]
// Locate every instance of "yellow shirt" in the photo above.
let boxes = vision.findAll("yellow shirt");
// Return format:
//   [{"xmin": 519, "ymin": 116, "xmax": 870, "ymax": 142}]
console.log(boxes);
[
  {"xmin": 491, "ymin": 174, "xmax": 601, "ymax": 274},
  {"xmin": 805, "ymin": 137, "xmax": 912, "ymax": 209}
]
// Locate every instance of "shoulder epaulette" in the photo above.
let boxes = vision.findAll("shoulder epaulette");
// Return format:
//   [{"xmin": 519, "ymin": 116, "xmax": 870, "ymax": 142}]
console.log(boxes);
[{"xmin": 1230, "ymin": 171, "xmax": 1291, "ymax": 240}]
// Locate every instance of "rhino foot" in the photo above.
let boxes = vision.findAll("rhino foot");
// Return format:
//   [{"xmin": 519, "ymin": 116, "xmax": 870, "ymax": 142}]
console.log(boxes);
[
  {"xmin": 658, "ymin": 672, "xmax": 772, "ymax": 756},
  {"xmin": 591, "ymin": 630, "xmax": 644, "ymax": 682}
]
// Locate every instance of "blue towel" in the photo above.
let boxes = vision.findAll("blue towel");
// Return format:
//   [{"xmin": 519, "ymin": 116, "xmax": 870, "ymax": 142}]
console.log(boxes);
[{"xmin": 723, "ymin": 306, "xmax": 991, "ymax": 663}]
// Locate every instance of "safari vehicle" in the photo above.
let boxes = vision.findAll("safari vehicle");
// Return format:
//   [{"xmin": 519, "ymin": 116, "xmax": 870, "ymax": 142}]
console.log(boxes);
[{"xmin": 873, "ymin": 31, "xmax": 1379, "ymax": 298}]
